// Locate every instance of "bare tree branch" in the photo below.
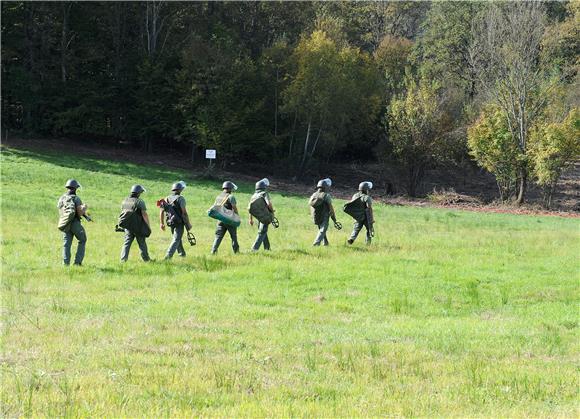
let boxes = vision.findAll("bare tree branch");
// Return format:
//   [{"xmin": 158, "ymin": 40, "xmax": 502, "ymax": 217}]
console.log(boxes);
[{"xmin": 469, "ymin": 1, "xmax": 549, "ymax": 204}]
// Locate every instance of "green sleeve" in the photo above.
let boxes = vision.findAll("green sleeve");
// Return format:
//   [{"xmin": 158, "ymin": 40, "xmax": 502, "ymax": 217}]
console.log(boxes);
[
  {"xmin": 179, "ymin": 196, "xmax": 186, "ymax": 207},
  {"xmin": 229, "ymin": 195, "xmax": 237, "ymax": 206},
  {"xmin": 74, "ymin": 196, "xmax": 83, "ymax": 207},
  {"xmin": 139, "ymin": 199, "xmax": 147, "ymax": 211}
]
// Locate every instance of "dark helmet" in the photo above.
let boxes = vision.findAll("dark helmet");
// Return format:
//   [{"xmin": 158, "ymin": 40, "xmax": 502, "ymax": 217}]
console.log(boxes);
[
  {"xmin": 222, "ymin": 181, "xmax": 237, "ymax": 191},
  {"xmin": 131, "ymin": 184, "xmax": 146, "ymax": 194},
  {"xmin": 255, "ymin": 178, "xmax": 270, "ymax": 191},
  {"xmin": 171, "ymin": 181, "xmax": 186, "ymax": 192},
  {"xmin": 65, "ymin": 179, "xmax": 81, "ymax": 189},
  {"xmin": 316, "ymin": 178, "xmax": 332, "ymax": 190},
  {"xmin": 358, "ymin": 181, "xmax": 373, "ymax": 192}
]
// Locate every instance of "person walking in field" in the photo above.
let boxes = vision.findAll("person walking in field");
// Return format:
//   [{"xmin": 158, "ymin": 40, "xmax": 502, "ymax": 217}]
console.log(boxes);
[
  {"xmin": 57, "ymin": 179, "xmax": 89, "ymax": 266},
  {"xmin": 309, "ymin": 178, "xmax": 338, "ymax": 246},
  {"xmin": 345, "ymin": 181, "xmax": 374, "ymax": 245},
  {"xmin": 119, "ymin": 184, "xmax": 151, "ymax": 262},
  {"xmin": 160, "ymin": 181, "xmax": 192, "ymax": 259},
  {"xmin": 249, "ymin": 178, "xmax": 275, "ymax": 251},
  {"xmin": 211, "ymin": 181, "xmax": 240, "ymax": 254}
]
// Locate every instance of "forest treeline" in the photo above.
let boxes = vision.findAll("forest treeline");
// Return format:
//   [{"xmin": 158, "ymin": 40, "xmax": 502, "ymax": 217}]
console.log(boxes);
[{"xmin": 1, "ymin": 1, "xmax": 578, "ymax": 205}]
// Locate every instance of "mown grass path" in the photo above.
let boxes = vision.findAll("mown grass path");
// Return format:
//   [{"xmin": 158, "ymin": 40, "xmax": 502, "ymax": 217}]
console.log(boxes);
[{"xmin": 1, "ymin": 148, "xmax": 578, "ymax": 416}]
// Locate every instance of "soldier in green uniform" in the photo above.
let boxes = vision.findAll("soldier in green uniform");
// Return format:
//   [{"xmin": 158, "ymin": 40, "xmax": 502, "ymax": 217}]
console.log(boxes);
[
  {"xmin": 57, "ymin": 179, "xmax": 88, "ymax": 266},
  {"xmin": 211, "ymin": 181, "xmax": 240, "ymax": 254},
  {"xmin": 347, "ymin": 181, "xmax": 374, "ymax": 245},
  {"xmin": 120, "ymin": 184, "xmax": 151, "ymax": 262},
  {"xmin": 160, "ymin": 181, "xmax": 192, "ymax": 259},
  {"xmin": 249, "ymin": 178, "xmax": 275, "ymax": 251},
  {"xmin": 310, "ymin": 178, "xmax": 337, "ymax": 246}
]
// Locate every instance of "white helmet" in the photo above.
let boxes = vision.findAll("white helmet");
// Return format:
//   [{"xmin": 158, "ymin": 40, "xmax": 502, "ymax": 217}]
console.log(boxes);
[
  {"xmin": 222, "ymin": 181, "xmax": 238, "ymax": 191},
  {"xmin": 172, "ymin": 180, "xmax": 187, "ymax": 191},
  {"xmin": 316, "ymin": 178, "xmax": 332, "ymax": 189},
  {"xmin": 255, "ymin": 178, "xmax": 270, "ymax": 190},
  {"xmin": 358, "ymin": 181, "xmax": 373, "ymax": 192}
]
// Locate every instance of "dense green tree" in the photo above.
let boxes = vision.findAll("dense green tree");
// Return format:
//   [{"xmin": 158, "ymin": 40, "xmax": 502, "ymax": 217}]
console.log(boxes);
[
  {"xmin": 374, "ymin": 35, "xmax": 413, "ymax": 96},
  {"xmin": 529, "ymin": 108, "xmax": 580, "ymax": 207},
  {"xmin": 261, "ymin": 40, "xmax": 293, "ymax": 140},
  {"xmin": 387, "ymin": 78, "xmax": 450, "ymax": 197},
  {"xmin": 415, "ymin": 2, "xmax": 481, "ymax": 99},
  {"xmin": 467, "ymin": 105, "xmax": 521, "ymax": 201},
  {"xmin": 0, "ymin": 0, "xmax": 575, "ymax": 200},
  {"xmin": 317, "ymin": 1, "xmax": 428, "ymax": 52},
  {"xmin": 283, "ymin": 30, "xmax": 381, "ymax": 174},
  {"xmin": 541, "ymin": 1, "xmax": 579, "ymax": 77}
]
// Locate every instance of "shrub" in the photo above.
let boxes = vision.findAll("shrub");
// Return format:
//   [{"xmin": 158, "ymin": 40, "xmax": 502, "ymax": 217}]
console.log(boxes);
[
  {"xmin": 529, "ymin": 108, "xmax": 580, "ymax": 208},
  {"xmin": 467, "ymin": 105, "xmax": 522, "ymax": 201}
]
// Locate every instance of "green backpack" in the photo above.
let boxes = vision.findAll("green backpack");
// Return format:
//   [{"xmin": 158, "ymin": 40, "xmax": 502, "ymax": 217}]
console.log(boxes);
[
  {"xmin": 309, "ymin": 191, "xmax": 328, "ymax": 225},
  {"xmin": 309, "ymin": 191, "xmax": 326, "ymax": 208},
  {"xmin": 58, "ymin": 195, "xmax": 77, "ymax": 232},
  {"xmin": 248, "ymin": 192, "xmax": 274, "ymax": 225},
  {"xmin": 118, "ymin": 197, "xmax": 151, "ymax": 237}
]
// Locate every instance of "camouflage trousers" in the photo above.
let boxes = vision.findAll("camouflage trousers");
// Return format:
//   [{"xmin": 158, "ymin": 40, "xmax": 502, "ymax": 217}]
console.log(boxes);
[
  {"xmin": 63, "ymin": 220, "xmax": 86, "ymax": 265},
  {"xmin": 313, "ymin": 216, "xmax": 330, "ymax": 246},
  {"xmin": 349, "ymin": 219, "xmax": 372, "ymax": 244},
  {"xmin": 252, "ymin": 222, "xmax": 270, "ymax": 251},
  {"xmin": 165, "ymin": 224, "xmax": 186, "ymax": 259},
  {"xmin": 212, "ymin": 222, "xmax": 239, "ymax": 254},
  {"xmin": 121, "ymin": 230, "xmax": 150, "ymax": 262}
]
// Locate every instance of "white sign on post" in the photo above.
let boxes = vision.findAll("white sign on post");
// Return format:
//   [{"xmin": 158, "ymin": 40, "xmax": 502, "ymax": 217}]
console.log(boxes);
[{"xmin": 205, "ymin": 149, "xmax": 216, "ymax": 159}]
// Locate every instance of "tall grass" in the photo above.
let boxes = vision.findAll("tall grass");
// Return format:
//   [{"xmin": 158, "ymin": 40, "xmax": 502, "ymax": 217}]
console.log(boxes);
[{"xmin": 1, "ymin": 147, "xmax": 579, "ymax": 417}]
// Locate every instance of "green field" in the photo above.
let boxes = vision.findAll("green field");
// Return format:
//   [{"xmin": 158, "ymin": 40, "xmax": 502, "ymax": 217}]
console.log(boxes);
[{"xmin": 1, "ymin": 147, "xmax": 579, "ymax": 417}]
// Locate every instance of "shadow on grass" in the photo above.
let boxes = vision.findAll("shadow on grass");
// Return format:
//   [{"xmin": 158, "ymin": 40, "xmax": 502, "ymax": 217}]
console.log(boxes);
[
  {"xmin": 345, "ymin": 245, "xmax": 373, "ymax": 253},
  {"xmin": 254, "ymin": 248, "xmax": 331, "ymax": 261},
  {"xmin": 95, "ymin": 266, "xmax": 125, "ymax": 274},
  {"xmin": 191, "ymin": 255, "xmax": 228, "ymax": 272},
  {"xmin": 2, "ymin": 147, "xmax": 241, "ymax": 191}
]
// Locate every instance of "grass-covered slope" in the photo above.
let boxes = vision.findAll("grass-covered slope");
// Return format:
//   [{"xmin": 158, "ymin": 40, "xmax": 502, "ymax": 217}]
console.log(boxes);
[{"xmin": 1, "ymin": 147, "xmax": 578, "ymax": 417}]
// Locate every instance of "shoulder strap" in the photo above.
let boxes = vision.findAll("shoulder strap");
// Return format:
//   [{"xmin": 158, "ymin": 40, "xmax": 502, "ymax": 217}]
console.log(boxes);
[
  {"xmin": 220, "ymin": 193, "xmax": 230, "ymax": 206},
  {"xmin": 168, "ymin": 195, "xmax": 181, "ymax": 209}
]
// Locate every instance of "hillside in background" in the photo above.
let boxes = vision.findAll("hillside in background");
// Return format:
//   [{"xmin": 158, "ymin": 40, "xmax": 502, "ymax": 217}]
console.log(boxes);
[
  {"xmin": 2, "ymin": 1, "xmax": 578, "ymax": 207},
  {"xmin": 4, "ymin": 136, "xmax": 579, "ymax": 214}
]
